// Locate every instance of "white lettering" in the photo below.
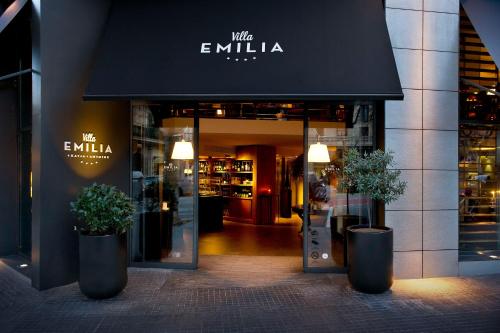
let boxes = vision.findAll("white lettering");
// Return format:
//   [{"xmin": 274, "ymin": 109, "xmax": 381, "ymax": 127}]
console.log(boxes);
[
  {"xmin": 232, "ymin": 31, "xmax": 253, "ymax": 41},
  {"xmin": 246, "ymin": 42, "xmax": 256, "ymax": 53},
  {"xmin": 202, "ymin": 31, "xmax": 283, "ymax": 58},
  {"xmin": 271, "ymin": 42, "xmax": 283, "ymax": 53},
  {"xmin": 105, "ymin": 145, "xmax": 113, "ymax": 154},
  {"xmin": 74, "ymin": 143, "xmax": 84, "ymax": 151},
  {"xmin": 200, "ymin": 42, "xmax": 211, "ymax": 53},
  {"xmin": 64, "ymin": 141, "xmax": 71, "ymax": 151},
  {"xmin": 82, "ymin": 133, "xmax": 96, "ymax": 142},
  {"xmin": 216, "ymin": 43, "xmax": 231, "ymax": 53}
]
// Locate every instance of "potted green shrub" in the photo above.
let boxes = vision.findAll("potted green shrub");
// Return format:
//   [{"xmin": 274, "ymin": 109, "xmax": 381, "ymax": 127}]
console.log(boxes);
[
  {"xmin": 342, "ymin": 149, "xmax": 406, "ymax": 293},
  {"xmin": 71, "ymin": 183, "xmax": 135, "ymax": 299}
]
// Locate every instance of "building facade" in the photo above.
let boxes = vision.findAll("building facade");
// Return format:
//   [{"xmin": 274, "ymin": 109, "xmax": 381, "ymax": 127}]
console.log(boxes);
[{"xmin": 0, "ymin": 0, "xmax": 498, "ymax": 290}]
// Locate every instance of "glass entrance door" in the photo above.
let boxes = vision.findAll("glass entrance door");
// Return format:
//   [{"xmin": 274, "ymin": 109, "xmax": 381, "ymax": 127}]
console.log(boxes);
[
  {"xmin": 131, "ymin": 103, "xmax": 198, "ymax": 268},
  {"xmin": 303, "ymin": 103, "xmax": 376, "ymax": 271}
]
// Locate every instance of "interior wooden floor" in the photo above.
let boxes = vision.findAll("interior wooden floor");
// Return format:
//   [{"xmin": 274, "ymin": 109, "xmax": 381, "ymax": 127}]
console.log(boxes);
[{"xmin": 199, "ymin": 216, "xmax": 303, "ymax": 257}]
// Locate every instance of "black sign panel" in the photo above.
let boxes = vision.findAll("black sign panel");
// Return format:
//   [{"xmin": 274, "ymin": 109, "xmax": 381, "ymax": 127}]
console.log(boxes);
[{"xmin": 85, "ymin": 0, "xmax": 402, "ymax": 100}]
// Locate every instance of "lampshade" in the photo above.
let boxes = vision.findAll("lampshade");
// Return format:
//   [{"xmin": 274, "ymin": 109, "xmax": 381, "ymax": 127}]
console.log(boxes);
[
  {"xmin": 308, "ymin": 142, "xmax": 330, "ymax": 163},
  {"xmin": 171, "ymin": 139, "xmax": 194, "ymax": 160}
]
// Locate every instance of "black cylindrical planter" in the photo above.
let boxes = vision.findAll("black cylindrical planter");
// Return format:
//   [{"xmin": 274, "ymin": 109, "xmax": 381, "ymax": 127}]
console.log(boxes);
[
  {"xmin": 347, "ymin": 225, "xmax": 393, "ymax": 293},
  {"xmin": 79, "ymin": 233, "xmax": 128, "ymax": 299}
]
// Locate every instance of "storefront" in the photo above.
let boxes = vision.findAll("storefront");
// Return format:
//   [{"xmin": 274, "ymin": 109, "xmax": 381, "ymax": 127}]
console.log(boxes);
[
  {"xmin": 82, "ymin": 0, "xmax": 401, "ymax": 271},
  {"xmin": 1, "ymin": 0, "xmax": 499, "ymax": 291}
]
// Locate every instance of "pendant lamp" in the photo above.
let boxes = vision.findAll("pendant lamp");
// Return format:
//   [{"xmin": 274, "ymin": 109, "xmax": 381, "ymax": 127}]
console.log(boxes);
[
  {"xmin": 308, "ymin": 141, "xmax": 330, "ymax": 163},
  {"xmin": 171, "ymin": 139, "xmax": 194, "ymax": 160}
]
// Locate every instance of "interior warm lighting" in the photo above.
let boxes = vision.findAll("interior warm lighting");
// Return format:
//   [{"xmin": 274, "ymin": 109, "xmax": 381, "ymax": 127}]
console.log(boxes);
[
  {"xmin": 469, "ymin": 147, "xmax": 496, "ymax": 151},
  {"xmin": 171, "ymin": 140, "xmax": 194, "ymax": 160},
  {"xmin": 308, "ymin": 142, "xmax": 330, "ymax": 163},
  {"xmin": 216, "ymin": 109, "xmax": 223, "ymax": 116},
  {"xmin": 161, "ymin": 202, "xmax": 170, "ymax": 211}
]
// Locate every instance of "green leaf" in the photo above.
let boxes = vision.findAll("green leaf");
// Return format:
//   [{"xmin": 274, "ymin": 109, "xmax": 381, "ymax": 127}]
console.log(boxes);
[{"xmin": 69, "ymin": 183, "xmax": 135, "ymax": 235}]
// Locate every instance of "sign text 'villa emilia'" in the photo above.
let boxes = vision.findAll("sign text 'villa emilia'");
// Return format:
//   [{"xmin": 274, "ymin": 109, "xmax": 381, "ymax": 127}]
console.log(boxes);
[
  {"xmin": 64, "ymin": 132, "xmax": 113, "ymax": 166},
  {"xmin": 200, "ymin": 31, "xmax": 284, "ymax": 62}
]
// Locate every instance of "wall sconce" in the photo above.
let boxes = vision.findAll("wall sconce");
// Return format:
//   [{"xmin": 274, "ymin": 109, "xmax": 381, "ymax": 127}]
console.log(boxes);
[
  {"xmin": 171, "ymin": 139, "xmax": 194, "ymax": 160},
  {"xmin": 308, "ymin": 141, "xmax": 330, "ymax": 163}
]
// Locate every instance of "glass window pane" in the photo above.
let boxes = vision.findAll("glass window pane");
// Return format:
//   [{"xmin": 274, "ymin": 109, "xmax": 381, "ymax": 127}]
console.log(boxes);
[
  {"xmin": 305, "ymin": 103, "xmax": 375, "ymax": 269},
  {"xmin": 131, "ymin": 104, "xmax": 195, "ymax": 265}
]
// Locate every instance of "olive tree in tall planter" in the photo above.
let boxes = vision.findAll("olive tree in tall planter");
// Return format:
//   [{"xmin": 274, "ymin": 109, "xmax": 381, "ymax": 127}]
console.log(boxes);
[
  {"xmin": 71, "ymin": 183, "xmax": 135, "ymax": 299},
  {"xmin": 342, "ymin": 149, "xmax": 407, "ymax": 293}
]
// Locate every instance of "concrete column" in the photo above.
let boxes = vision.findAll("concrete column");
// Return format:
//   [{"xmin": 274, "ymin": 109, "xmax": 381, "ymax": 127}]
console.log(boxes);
[{"xmin": 385, "ymin": 0, "xmax": 459, "ymax": 278}]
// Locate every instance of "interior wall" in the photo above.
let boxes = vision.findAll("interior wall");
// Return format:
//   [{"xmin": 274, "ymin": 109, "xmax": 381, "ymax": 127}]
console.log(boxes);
[
  {"xmin": 0, "ymin": 88, "xmax": 19, "ymax": 255},
  {"xmin": 31, "ymin": 0, "xmax": 131, "ymax": 290}
]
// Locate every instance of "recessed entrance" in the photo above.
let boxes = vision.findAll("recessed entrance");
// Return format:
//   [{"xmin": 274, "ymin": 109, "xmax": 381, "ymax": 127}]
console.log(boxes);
[
  {"xmin": 130, "ymin": 101, "xmax": 378, "ymax": 271},
  {"xmin": 197, "ymin": 111, "xmax": 304, "ymax": 262}
]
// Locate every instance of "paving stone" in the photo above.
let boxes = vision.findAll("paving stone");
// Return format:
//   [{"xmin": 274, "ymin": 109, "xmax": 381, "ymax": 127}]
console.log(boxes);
[{"xmin": 0, "ymin": 256, "xmax": 499, "ymax": 333}]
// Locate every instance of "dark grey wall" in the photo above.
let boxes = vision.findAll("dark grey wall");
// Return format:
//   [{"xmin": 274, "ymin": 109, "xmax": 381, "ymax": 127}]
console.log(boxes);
[
  {"xmin": 0, "ymin": 88, "xmax": 19, "ymax": 255},
  {"xmin": 32, "ymin": 0, "xmax": 131, "ymax": 290}
]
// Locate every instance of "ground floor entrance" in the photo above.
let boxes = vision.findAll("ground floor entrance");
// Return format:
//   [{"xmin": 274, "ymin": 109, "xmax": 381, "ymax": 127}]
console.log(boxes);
[{"xmin": 130, "ymin": 101, "xmax": 378, "ymax": 272}]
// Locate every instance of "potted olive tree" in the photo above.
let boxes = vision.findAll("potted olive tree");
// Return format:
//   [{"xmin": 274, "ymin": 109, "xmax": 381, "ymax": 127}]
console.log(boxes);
[
  {"xmin": 342, "ymin": 149, "xmax": 406, "ymax": 293},
  {"xmin": 71, "ymin": 183, "xmax": 135, "ymax": 299}
]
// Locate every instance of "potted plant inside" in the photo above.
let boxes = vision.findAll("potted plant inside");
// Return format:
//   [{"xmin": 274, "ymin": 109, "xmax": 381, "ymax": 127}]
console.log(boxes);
[
  {"xmin": 342, "ymin": 149, "xmax": 407, "ymax": 293},
  {"xmin": 71, "ymin": 183, "xmax": 135, "ymax": 299}
]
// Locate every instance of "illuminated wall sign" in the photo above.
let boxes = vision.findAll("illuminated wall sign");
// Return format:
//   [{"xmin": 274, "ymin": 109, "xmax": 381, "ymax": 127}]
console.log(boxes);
[
  {"xmin": 64, "ymin": 132, "xmax": 112, "ymax": 166},
  {"xmin": 200, "ymin": 30, "xmax": 284, "ymax": 62}
]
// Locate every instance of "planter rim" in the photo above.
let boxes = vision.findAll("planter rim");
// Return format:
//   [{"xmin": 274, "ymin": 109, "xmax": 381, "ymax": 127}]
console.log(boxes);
[{"xmin": 347, "ymin": 225, "xmax": 392, "ymax": 233}]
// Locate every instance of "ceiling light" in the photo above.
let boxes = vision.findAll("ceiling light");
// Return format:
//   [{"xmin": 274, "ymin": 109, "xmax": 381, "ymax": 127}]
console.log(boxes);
[{"xmin": 171, "ymin": 140, "xmax": 194, "ymax": 160}]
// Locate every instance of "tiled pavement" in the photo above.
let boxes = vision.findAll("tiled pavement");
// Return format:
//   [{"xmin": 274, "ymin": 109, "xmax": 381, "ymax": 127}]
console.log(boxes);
[{"xmin": 0, "ymin": 255, "xmax": 499, "ymax": 333}]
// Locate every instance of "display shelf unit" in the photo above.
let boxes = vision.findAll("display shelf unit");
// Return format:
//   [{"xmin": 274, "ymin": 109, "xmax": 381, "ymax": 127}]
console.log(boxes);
[
  {"xmin": 198, "ymin": 146, "xmax": 275, "ymax": 224},
  {"xmin": 198, "ymin": 158, "xmax": 254, "ymax": 199}
]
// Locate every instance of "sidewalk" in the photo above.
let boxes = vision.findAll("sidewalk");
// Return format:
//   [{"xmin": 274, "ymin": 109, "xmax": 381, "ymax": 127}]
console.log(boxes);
[{"xmin": 1, "ymin": 256, "xmax": 499, "ymax": 333}]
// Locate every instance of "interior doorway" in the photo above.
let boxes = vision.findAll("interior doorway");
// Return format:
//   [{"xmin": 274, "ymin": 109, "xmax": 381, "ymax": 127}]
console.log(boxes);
[{"xmin": 197, "ymin": 105, "xmax": 305, "ymax": 260}]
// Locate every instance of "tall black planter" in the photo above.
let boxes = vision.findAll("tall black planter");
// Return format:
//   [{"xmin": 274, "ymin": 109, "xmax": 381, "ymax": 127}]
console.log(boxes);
[
  {"xmin": 79, "ymin": 233, "xmax": 128, "ymax": 299},
  {"xmin": 347, "ymin": 225, "xmax": 393, "ymax": 293}
]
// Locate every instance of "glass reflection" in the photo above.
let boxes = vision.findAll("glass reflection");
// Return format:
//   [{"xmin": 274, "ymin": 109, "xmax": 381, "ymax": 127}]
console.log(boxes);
[
  {"xmin": 306, "ymin": 103, "xmax": 375, "ymax": 269},
  {"xmin": 131, "ymin": 104, "xmax": 195, "ymax": 265}
]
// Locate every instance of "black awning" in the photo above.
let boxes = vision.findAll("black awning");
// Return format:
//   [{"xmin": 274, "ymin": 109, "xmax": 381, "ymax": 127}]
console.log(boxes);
[
  {"xmin": 84, "ymin": 0, "xmax": 403, "ymax": 101},
  {"xmin": 461, "ymin": 0, "xmax": 500, "ymax": 66}
]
